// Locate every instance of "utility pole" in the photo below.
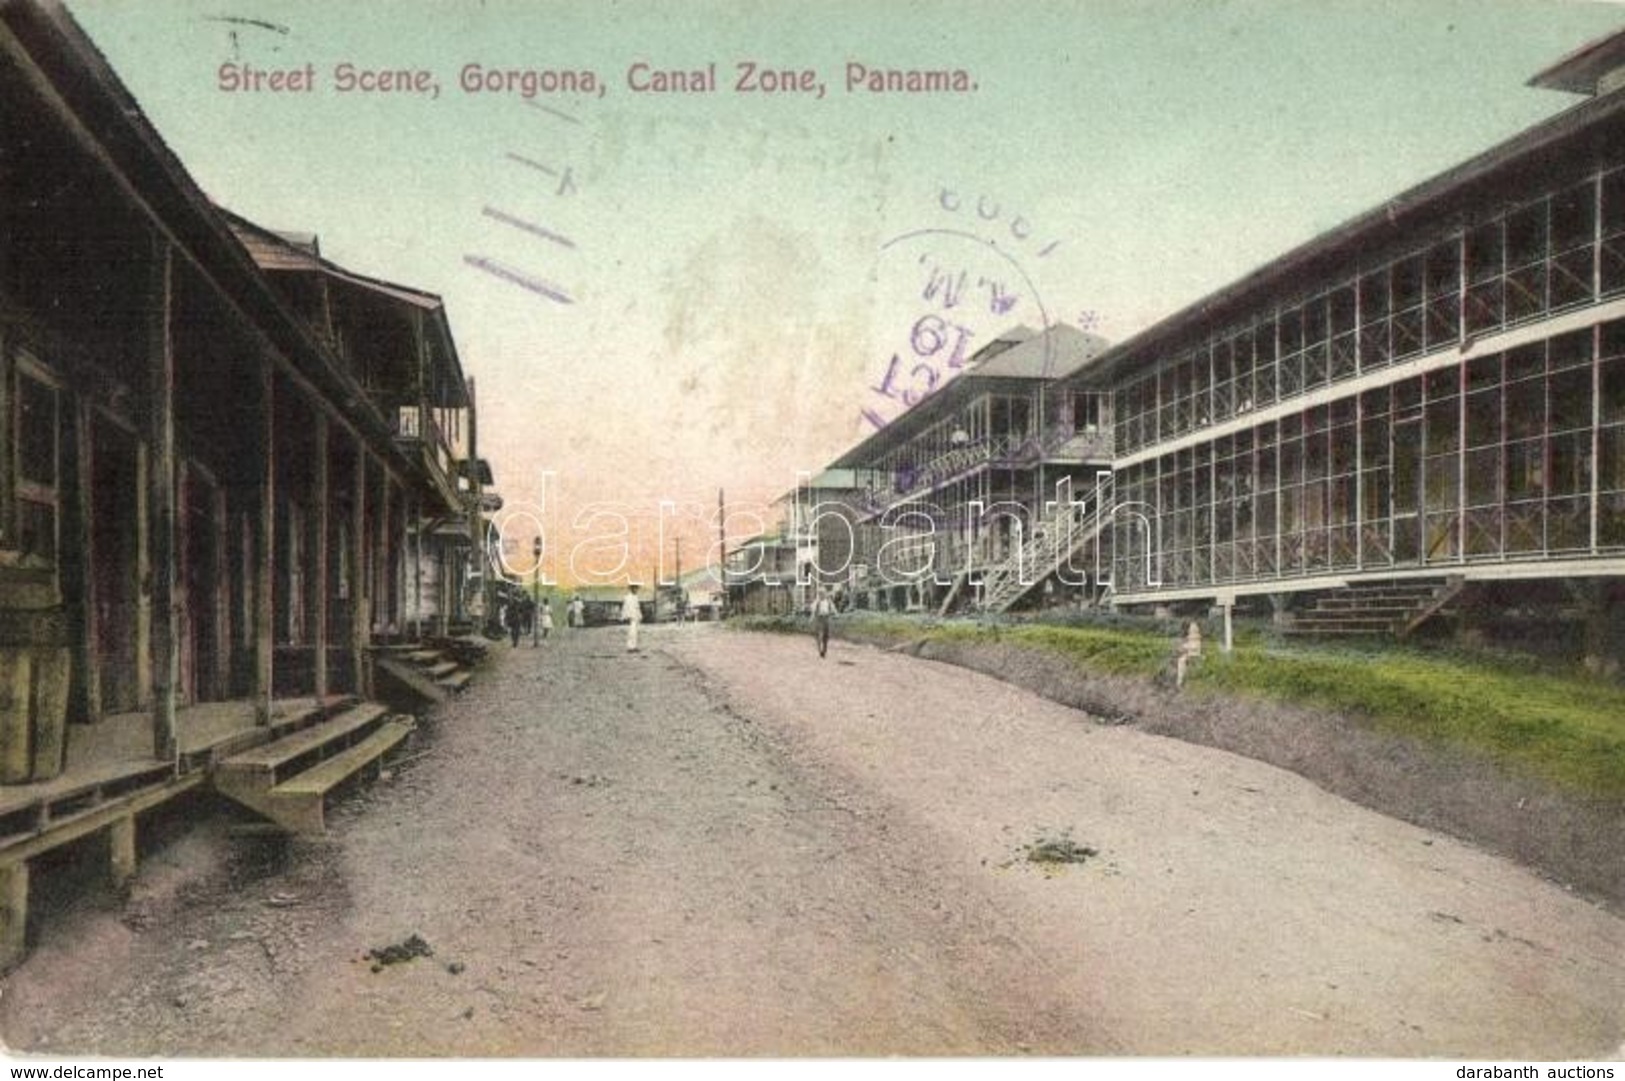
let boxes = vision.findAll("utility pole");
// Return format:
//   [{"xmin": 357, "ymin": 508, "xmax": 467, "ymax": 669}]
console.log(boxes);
[
  {"xmin": 717, "ymin": 487, "xmax": 727, "ymax": 612},
  {"xmin": 531, "ymin": 536, "xmax": 542, "ymax": 647}
]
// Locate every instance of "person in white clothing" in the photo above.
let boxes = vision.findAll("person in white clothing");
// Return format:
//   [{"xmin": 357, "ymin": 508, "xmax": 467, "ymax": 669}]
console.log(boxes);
[{"xmin": 620, "ymin": 584, "xmax": 643, "ymax": 652}]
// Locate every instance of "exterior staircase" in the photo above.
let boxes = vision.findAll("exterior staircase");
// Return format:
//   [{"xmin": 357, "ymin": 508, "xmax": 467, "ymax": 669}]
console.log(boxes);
[
  {"xmin": 1284, "ymin": 576, "xmax": 1465, "ymax": 639},
  {"xmin": 212, "ymin": 698, "xmax": 414, "ymax": 834},
  {"xmin": 374, "ymin": 642, "xmax": 477, "ymax": 703},
  {"xmin": 977, "ymin": 496, "xmax": 1109, "ymax": 614}
]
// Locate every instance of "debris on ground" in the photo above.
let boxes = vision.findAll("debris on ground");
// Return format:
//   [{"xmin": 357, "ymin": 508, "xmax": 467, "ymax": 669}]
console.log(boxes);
[
  {"xmin": 557, "ymin": 772, "xmax": 612, "ymax": 788},
  {"xmin": 1022, "ymin": 832, "xmax": 1099, "ymax": 865},
  {"xmin": 365, "ymin": 933, "xmax": 435, "ymax": 971}
]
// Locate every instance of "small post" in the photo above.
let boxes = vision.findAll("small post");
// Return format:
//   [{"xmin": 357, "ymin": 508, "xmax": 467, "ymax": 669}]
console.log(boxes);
[
  {"xmin": 0, "ymin": 861, "xmax": 28, "ymax": 971},
  {"xmin": 110, "ymin": 815, "xmax": 137, "ymax": 887},
  {"xmin": 312, "ymin": 413, "xmax": 329, "ymax": 703}
]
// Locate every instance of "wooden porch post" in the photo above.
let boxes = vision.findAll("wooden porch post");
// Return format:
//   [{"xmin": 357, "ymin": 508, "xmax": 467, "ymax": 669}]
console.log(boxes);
[
  {"xmin": 74, "ymin": 400, "xmax": 101, "ymax": 721},
  {"xmin": 377, "ymin": 470, "xmax": 392, "ymax": 637},
  {"xmin": 211, "ymin": 486, "xmax": 230, "ymax": 702},
  {"xmin": 109, "ymin": 815, "xmax": 137, "ymax": 887},
  {"xmin": 255, "ymin": 368, "xmax": 275, "ymax": 726},
  {"xmin": 412, "ymin": 495, "xmax": 423, "ymax": 642},
  {"xmin": 352, "ymin": 447, "xmax": 369, "ymax": 699},
  {"xmin": 147, "ymin": 240, "xmax": 178, "ymax": 763},
  {"xmin": 135, "ymin": 442, "xmax": 150, "ymax": 709},
  {"xmin": 312, "ymin": 414, "xmax": 329, "ymax": 702},
  {"xmin": 0, "ymin": 861, "xmax": 28, "ymax": 972}
]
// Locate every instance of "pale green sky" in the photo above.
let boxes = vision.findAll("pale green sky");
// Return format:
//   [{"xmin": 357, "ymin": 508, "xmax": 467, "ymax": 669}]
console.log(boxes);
[{"xmin": 64, "ymin": 0, "xmax": 1625, "ymax": 581}]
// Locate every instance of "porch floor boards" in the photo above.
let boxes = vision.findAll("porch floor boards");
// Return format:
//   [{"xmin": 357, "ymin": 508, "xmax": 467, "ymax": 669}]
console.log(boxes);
[{"xmin": 0, "ymin": 697, "xmax": 340, "ymax": 823}]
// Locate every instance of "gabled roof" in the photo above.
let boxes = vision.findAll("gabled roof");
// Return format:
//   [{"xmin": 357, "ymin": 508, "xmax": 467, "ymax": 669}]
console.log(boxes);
[
  {"xmin": 830, "ymin": 322, "xmax": 1108, "ymax": 467},
  {"xmin": 971, "ymin": 322, "xmax": 1109, "ymax": 380},
  {"xmin": 221, "ymin": 209, "xmax": 470, "ymax": 407},
  {"xmin": 1529, "ymin": 25, "xmax": 1625, "ymax": 95},
  {"xmin": 0, "ymin": 0, "xmax": 414, "ymax": 469}
]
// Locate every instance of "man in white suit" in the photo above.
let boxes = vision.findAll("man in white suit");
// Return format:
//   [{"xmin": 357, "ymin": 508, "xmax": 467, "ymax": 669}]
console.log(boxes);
[{"xmin": 620, "ymin": 584, "xmax": 643, "ymax": 652}]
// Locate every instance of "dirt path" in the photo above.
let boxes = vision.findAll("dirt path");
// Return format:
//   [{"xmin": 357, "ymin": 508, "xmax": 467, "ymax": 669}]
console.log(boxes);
[{"xmin": 3, "ymin": 623, "xmax": 1622, "ymax": 1057}]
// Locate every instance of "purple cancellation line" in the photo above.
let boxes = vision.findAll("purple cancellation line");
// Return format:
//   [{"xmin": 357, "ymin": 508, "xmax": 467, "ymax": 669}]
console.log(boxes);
[
  {"xmin": 505, "ymin": 152, "xmax": 560, "ymax": 178},
  {"xmin": 482, "ymin": 206, "xmax": 576, "ymax": 249},
  {"xmin": 203, "ymin": 15, "xmax": 291, "ymax": 34},
  {"xmin": 462, "ymin": 255, "xmax": 574, "ymax": 305},
  {"xmin": 524, "ymin": 99, "xmax": 582, "ymax": 125}
]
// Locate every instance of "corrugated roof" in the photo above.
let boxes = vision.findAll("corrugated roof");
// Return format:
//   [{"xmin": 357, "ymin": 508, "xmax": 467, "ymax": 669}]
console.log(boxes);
[{"xmin": 223, "ymin": 210, "xmax": 443, "ymax": 310}]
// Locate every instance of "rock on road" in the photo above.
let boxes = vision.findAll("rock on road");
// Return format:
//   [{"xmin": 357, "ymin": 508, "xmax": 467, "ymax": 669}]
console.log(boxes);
[{"xmin": 4, "ymin": 623, "xmax": 1622, "ymax": 1057}]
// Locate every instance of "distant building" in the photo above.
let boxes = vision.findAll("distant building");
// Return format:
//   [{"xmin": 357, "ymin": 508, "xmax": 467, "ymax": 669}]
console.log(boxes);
[
  {"xmin": 776, "ymin": 468, "xmax": 883, "ymax": 609},
  {"xmin": 828, "ymin": 324, "xmax": 1113, "ymax": 614},
  {"xmin": 724, "ymin": 532, "xmax": 799, "ymax": 615}
]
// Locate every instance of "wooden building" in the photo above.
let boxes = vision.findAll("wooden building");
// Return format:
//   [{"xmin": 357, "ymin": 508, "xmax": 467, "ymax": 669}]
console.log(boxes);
[
  {"xmin": 825, "ymin": 27, "xmax": 1625, "ymax": 665},
  {"xmin": 724, "ymin": 532, "xmax": 799, "ymax": 615},
  {"xmin": 221, "ymin": 213, "xmax": 481, "ymax": 648},
  {"xmin": 0, "ymin": 1, "xmax": 488, "ymax": 968},
  {"xmin": 1041, "ymin": 27, "xmax": 1625, "ymax": 657},
  {"xmin": 827, "ymin": 323, "xmax": 1113, "ymax": 614},
  {"xmin": 776, "ymin": 468, "xmax": 877, "ymax": 610}
]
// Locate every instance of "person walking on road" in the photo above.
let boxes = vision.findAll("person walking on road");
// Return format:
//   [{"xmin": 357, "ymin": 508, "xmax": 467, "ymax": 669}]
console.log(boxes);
[
  {"xmin": 540, "ymin": 598, "xmax": 555, "ymax": 641},
  {"xmin": 505, "ymin": 599, "xmax": 523, "ymax": 648},
  {"xmin": 621, "ymin": 583, "xmax": 644, "ymax": 652},
  {"xmin": 811, "ymin": 587, "xmax": 837, "ymax": 659}
]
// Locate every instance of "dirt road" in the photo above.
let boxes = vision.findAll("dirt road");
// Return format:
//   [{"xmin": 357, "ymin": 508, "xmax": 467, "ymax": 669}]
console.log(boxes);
[{"xmin": 3, "ymin": 623, "xmax": 1622, "ymax": 1057}]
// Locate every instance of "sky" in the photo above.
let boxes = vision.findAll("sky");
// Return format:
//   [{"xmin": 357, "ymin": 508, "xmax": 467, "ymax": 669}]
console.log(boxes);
[{"xmin": 62, "ymin": 0, "xmax": 1625, "ymax": 586}]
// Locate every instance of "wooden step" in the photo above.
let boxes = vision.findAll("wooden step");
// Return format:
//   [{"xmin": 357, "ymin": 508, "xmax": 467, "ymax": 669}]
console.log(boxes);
[
  {"xmin": 375, "ymin": 656, "xmax": 448, "ymax": 705},
  {"xmin": 1310, "ymin": 601, "xmax": 1421, "ymax": 615},
  {"xmin": 436, "ymin": 671, "xmax": 471, "ymax": 693},
  {"xmin": 216, "ymin": 702, "xmax": 390, "ymax": 779},
  {"xmin": 406, "ymin": 650, "xmax": 441, "ymax": 665},
  {"xmin": 1282, "ymin": 625, "xmax": 1395, "ymax": 637},
  {"xmin": 260, "ymin": 719, "xmax": 415, "ymax": 834},
  {"xmin": 424, "ymin": 660, "xmax": 459, "ymax": 679}
]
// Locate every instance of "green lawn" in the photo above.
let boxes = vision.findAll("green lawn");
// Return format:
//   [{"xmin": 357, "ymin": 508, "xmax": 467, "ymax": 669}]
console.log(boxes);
[{"xmin": 731, "ymin": 613, "xmax": 1625, "ymax": 798}]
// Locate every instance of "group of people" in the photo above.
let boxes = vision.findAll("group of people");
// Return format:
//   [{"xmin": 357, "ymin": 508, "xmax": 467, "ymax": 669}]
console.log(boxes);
[
  {"xmin": 503, "ymin": 583, "xmax": 841, "ymax": 657},
  {"xmin": 502, "ymin": 594, "xmax": 589, "ymax": 647}
]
